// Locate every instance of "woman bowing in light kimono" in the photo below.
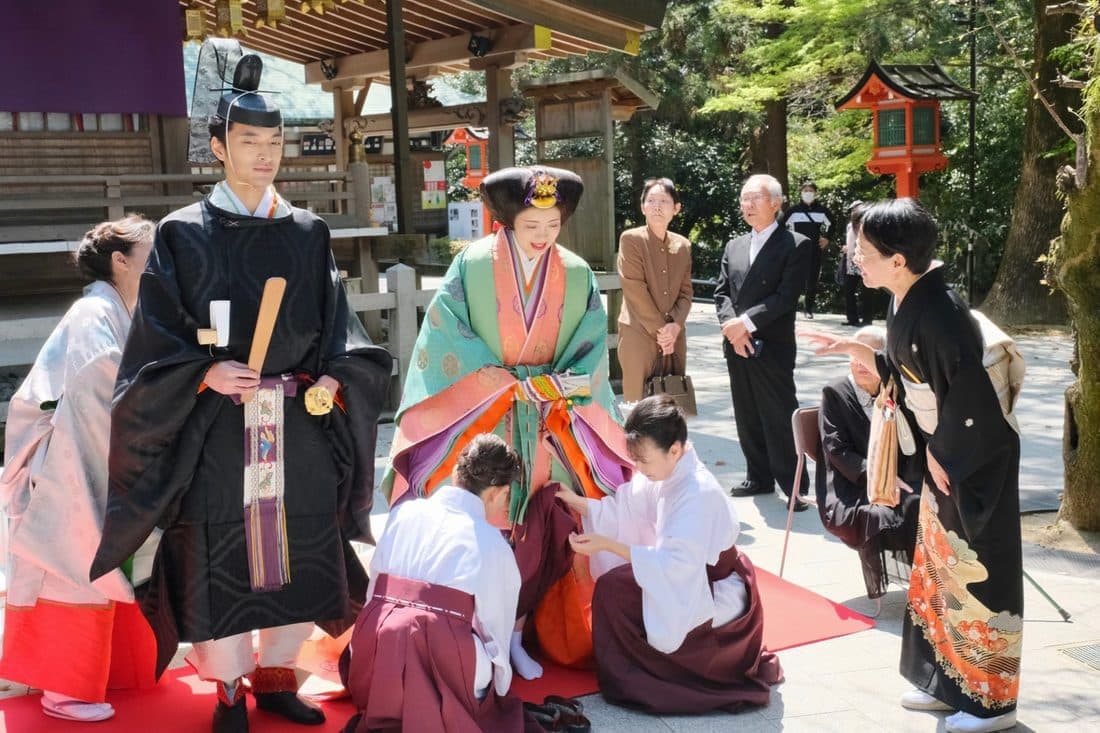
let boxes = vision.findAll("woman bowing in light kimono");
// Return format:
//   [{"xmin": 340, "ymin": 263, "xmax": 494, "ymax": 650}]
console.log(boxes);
[
  {"xmin": 557, "ymin": 395, "xmax": 782, "ymax": 714},
  {"xmin": 381, "ymin": 166, "xmax": 632, "ymax": 678},
  {"xmin": 0, "ymin": 216, "xmax": 156, "ymax": 722},
  {"xmin": 802, "ymin": 199, "xmax": 1023, "ymax": 733}
]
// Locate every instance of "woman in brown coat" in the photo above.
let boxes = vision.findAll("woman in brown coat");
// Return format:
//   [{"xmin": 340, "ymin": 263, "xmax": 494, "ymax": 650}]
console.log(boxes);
[{"xmin": 617, "ymin": 178, "xmax": 694, "ymax": 402}]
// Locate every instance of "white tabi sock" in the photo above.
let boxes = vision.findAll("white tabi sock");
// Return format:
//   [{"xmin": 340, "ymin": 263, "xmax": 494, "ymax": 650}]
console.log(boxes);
[{"xmin": 510, "ymin": 631, "xmax": 544, "ymax": 680}]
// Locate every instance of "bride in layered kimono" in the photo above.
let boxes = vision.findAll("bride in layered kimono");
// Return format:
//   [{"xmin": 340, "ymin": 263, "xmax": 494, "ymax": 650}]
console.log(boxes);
[
  {"xmin": 381, "ymin": 165, "xmax": 632, "ymax": 678},
  {"xmin": 802, "ymin": 198, "xmax": 1023, "ymax": 733},
  {"xmin": 0, "ymin": 216, "xmax": 157, "ymax": 722}
]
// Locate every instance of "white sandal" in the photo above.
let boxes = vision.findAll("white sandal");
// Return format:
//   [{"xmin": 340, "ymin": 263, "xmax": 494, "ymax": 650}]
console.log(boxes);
[
  {"xmin": 945, "ymin": 710, "xmax": 1017, "ymax": 733},
  {"xmin": 41, "ymin": 695, "xmax": 115, "ymax": 722},
  {"xmin": 900, "ymin": 688, "xmax": 953, "ymax": 711}
]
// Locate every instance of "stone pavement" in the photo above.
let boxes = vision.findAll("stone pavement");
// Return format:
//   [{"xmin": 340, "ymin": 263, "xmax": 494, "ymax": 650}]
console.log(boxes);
[{"xmin": 3, "ymin": 303, "xmax": 1098, "ymax": 732}]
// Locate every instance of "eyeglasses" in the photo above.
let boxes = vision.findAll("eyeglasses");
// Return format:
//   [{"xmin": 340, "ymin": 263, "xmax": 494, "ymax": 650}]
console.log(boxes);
[
  {"xmin": 643, "ymin": 198, "xmax": 674, "ymax": 210},
  {"xmin": 739, "ymin": 192, "xmax": 769, "ymax": 204}
]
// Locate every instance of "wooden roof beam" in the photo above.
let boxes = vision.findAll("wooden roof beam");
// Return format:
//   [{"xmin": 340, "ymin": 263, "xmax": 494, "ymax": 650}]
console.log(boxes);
[
  {"xmin": 306, "ymin": 24, "xmax": 550, "ymax": 86},
  {"xmin": 345, "ymin": 103, "xmax": 491, "ymax": 137},
  {"xmin": 472, "ymin": 0, "xmax": 644, "ymax": 54}
]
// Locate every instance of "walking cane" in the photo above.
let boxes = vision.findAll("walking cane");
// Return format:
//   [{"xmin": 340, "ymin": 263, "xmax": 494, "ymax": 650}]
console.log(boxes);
[{"xmin": 1023, "ymin": 570, "xmax": 1072, "ymax": 622}]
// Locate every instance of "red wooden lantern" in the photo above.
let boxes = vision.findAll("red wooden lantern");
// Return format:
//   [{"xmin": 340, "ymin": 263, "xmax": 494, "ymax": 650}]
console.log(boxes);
[
  {"xmin": 444, "ymin": 127, "xmax": 490, "ymax": 189},
  {"xmin": 445, "ymin": 127, "xmax": 492, "ymax": 234},
  {"xmin": 836, "ymin": 60, "xmax": 976, "ymax": 199}
]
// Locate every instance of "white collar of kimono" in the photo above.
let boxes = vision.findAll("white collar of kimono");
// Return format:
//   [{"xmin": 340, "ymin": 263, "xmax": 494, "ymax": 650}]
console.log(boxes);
[
  {"xmin": 432, "ymin": 484, "xmax": 491, "ymax": 523},
  {"xmin": 891, "ymin": 259, "xmax": 945, "ymax": 317},
  {"xmin": 211, "ymin": 180, "xmax": 291, "ymax": 218},
  {"xmin": 85, "ymin": 278, "xmax": 126, "ymax": 311},
  {"xmin": 505, "ymin": 229, "xmax": 544, "ymax": 281},
  {"xmin": 656, "ymin": 442, "xmax": 699, "ymax": 496}
]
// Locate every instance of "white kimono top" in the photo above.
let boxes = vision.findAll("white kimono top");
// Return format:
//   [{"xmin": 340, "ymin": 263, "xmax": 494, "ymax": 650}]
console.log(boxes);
[
  {"xmin": 584, "ymin": 444, "xmax": 748, "ymax": 653},
  {"xmin": 368, "ymin": 485, "xmax": 521, "ymax": 697},
  {"xmin": 0, "ymin": 280, "xmax": 136, "ymax": 606}
]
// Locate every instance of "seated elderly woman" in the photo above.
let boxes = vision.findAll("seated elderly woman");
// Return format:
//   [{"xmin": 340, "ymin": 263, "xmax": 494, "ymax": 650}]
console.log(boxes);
[
  {"xmin": 815, "ymin": 325, "xmax": 924, "ymax": 599},
  {"xmin": 556, "ymin": 395, "xmax": 782, "ymax": 714}
]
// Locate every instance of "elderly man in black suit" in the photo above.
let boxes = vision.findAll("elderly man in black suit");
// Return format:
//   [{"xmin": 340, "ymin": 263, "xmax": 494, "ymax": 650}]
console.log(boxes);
[
  {"xmin": 817, "ymin": 326, "xmax": 922, "ymax": 598},
  {"xmin": 715, "ymin": 174, "xmax": 811, "ymax": 507}
]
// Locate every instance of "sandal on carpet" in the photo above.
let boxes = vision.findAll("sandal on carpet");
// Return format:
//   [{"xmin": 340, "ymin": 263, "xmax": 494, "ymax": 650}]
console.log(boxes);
[
  {"xmin": 41, "ymin": 696, "xmax": 116, "ymax": 722},
  {"xmin": 523, "ymin": 701, "xmax": 562, "ymax": 731},
  {"xmin": 540, "ymin": 696, "xmax": 590, "ymax": 733}
]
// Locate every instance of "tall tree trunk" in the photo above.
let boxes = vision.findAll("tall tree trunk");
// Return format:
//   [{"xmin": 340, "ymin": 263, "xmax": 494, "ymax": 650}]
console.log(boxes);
[
  {"xmin": 747, "ymin": 99, "xmax": 789, "ymax": 193},
  {"xmin": 1057, "ymin": 47, "xmax": 1100, "ymax": 531},
  {"xmin": 978, "ymin": 1, "xmax": 1077, "ymax": 324},
  {"xmin": 747, "ymin": 12, "xmax": 790, "ymax": 193}
]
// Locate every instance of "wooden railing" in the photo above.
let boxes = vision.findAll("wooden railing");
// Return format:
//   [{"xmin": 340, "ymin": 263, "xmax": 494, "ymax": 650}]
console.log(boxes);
[{"xmin": 0, "ymin": 170, "xmax": 356, "ymax": 242}]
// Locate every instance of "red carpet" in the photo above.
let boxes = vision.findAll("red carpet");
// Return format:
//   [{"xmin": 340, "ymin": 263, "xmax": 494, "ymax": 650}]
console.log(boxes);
[
  {"xmin": 0, "ymin": 572, "xmax": 872, "ymax": 730},
  {"xmin": 0, "ymin": 670, "xmax": 358, "ymax": 733},
  {"xmin": 504, "ymin": 567, "xmax": 876, "ymax": 703}
]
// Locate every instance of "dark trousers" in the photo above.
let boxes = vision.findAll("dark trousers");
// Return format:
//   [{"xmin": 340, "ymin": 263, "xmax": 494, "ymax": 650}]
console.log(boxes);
[
  {"xmin": 723, "ymin": 341, "xmax": 807, "ymax": 496},
  {"xmin": 843, "ymin": 274, "xmax": 875, "ymax": 325},
  {"xmin": 804, "ymin": 244, "xmax": 824, "ymax": 314}
]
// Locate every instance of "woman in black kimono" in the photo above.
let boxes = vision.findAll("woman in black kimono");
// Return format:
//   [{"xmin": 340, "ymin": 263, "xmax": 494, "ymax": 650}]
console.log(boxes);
[{"xmin": 801, "ymin": 198, "xmax": 1021, "ymax": 733}]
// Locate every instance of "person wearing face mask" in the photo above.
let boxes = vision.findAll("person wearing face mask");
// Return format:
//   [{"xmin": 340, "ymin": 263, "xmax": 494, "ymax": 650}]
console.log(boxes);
[
  {"xmin": 782, "ymin": 180, "xmax": 835, "ymax": 319},
  {"xmin": 815, "ymin": 326, "xmax": 923, "ymax": 600},
  {"xmin": 556, "ymin": 395, "xmax": 782, "ymax": 714},
  {"xmin": 380, "ymin": 165, "xmax": 633, "ymax": 682}
]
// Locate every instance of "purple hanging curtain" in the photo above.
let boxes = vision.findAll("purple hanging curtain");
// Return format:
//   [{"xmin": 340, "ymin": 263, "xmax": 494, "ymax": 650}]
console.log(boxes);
[{"xmin": 0, "ymin": 1, "xmax": 186, "ymax": 115}]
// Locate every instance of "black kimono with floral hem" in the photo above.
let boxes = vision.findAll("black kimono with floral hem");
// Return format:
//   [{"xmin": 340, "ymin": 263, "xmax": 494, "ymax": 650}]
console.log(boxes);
[{"xmin": 879, "ymin": 267, "xmax": 1022, "ymax": 717}]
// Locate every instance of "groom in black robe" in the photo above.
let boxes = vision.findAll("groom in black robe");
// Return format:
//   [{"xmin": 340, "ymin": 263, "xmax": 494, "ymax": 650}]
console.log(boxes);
[{"xmin": 90, "ymin": 56, "xmax": 391, "ymax": 733}]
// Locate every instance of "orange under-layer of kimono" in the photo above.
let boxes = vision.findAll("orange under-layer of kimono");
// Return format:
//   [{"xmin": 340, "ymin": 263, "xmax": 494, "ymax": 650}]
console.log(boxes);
[{"xmin": 0, "ymin": 599, "xmax": 157, "ymax": 701}]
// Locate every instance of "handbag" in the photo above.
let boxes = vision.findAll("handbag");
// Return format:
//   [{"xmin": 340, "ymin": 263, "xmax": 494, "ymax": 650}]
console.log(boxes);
[
  {"xmin": 866, "ymin": 376, "xmax": 900, "ymax": 507},
  {"xmin": 643, "ymin": 354, "xmax": 697, "ymax": 416}
]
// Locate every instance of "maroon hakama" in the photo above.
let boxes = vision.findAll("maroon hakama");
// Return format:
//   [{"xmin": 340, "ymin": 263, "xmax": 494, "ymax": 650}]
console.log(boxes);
[
  {"xmin": 342, "ymin": 574, "xmax": 540, "ymax": 733},
  {"xmin": 512, "ymin": 482, "xmax": 577, "ymax": 620},
  {"xmin": 591, "ymin": 546, "xmax": 783, "ymax": 714}
]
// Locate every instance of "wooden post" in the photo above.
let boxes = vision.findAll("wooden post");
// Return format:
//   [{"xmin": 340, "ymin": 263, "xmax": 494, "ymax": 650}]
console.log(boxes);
[
  {"xmin": 484, "ymin": 64, "xmax": 515, "ymax": 170},
  {"xmin": 333, "ymin": 87, "xmax": 354, "ymax": 213},
  {"xmin": 354, "ymin": 233, "xmax": 382, "ymax": 342},
  {"xmin": 386, "ymin": 0, "xmax": 416, "ymax": 234},
  {"xmin": 386, "ymin": 263, "xmax": 418, "ymax": 401},
  {"xmin": 349, "ymin": 161, "xmax": 372, "ymax": 224},
  {"xmin": 106, "ymin": 177, "xmax": 123, "ymax": 219}
]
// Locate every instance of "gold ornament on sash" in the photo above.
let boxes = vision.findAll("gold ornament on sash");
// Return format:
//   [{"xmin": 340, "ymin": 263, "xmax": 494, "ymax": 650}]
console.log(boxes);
[
  {"xmin": 182, "ymin": 3, "xmax": 206, "ymax": 44},
  {"xmin": 214, "ymin": 0, "xmax": 245, "ymax": 38},
  {"xmin": 304, "ymin": 384, "xmax": 334, "ymax": 416},
  {"xmin": 255, "ymin": 0, "xmax": 287, "ymax": 29},
  {"xmin": 528, "ymin": 173, "xmax": 559, "ymax": 209}
]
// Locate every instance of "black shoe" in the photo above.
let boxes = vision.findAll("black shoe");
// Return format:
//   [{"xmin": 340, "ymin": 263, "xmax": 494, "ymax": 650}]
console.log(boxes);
[
  {"xmin": 730, "ymin": 480, "xmax": 771, "ymax": 497},
  {"xmin": 213, "ymin": 699, "xmax": 248, "ymax": 733},
  {"xmin": 804, "ymin": 311, "xmax": 814, "ymax": 319},
  {"xmin": 780, "ymin": 492, "xmax": 810, "ymax": 512},
  {"xmin": 254, "ymin": 692, "xmax": 325, "ymax": 726},
  {"xmin": 843, "ymin": 320, "xmax": 862, "ymax": 327}
]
